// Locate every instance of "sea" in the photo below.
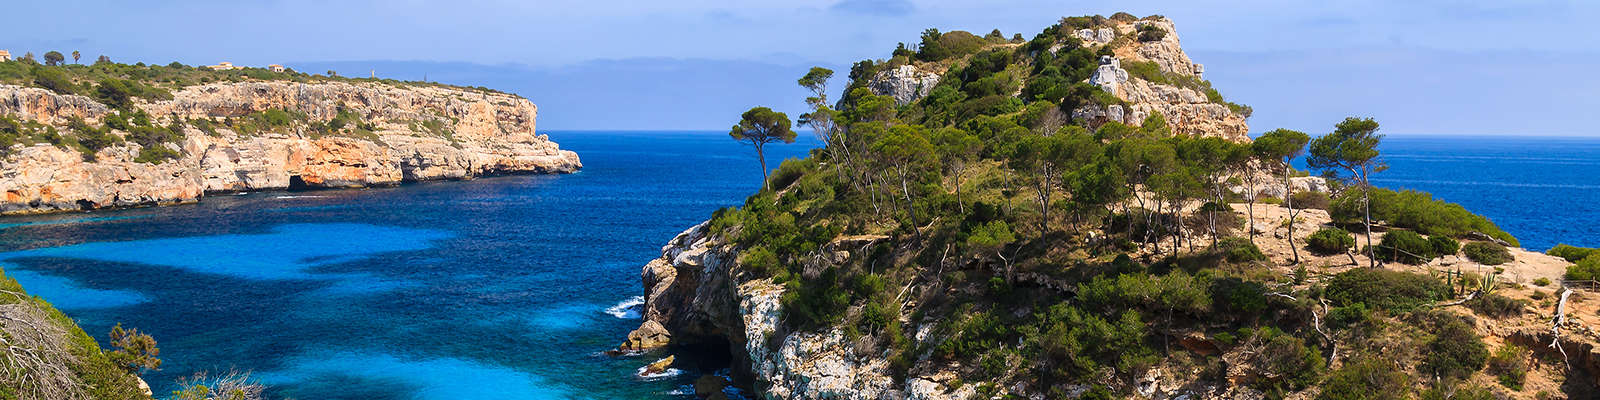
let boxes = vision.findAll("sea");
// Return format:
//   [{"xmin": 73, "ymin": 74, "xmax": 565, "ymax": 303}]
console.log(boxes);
[{"xmin": 0, "ymin": 133, "xmax": 1593, "ymax": 399}]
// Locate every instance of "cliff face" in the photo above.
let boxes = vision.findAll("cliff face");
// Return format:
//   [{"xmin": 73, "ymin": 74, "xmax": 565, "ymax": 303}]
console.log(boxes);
[
  {"xmin": 0, "ymin": 81, "xmax": 579, "ymax": 214},
  {"xmin": 1074, "ymin": 17, "xmax": 1251, "ymax": 141},
  {"xmin": 625, "ymin": 224, "xmax": 974, "ymax": 400}
]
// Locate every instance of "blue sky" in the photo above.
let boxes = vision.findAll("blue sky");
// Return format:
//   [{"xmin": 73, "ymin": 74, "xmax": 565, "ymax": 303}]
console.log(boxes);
[{"xmin": 5, "ymin": 0, "xmax": 1598, "ymax": 135}]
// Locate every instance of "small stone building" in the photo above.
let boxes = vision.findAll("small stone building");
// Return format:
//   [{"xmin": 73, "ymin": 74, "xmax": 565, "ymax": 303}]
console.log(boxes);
[
  {"xmin": 0, "ymin": 50, "xmax": 11, "ymax": 62},
  {"xmin": 268, "ymin": 64, "xmax": 285, "ymax": 73},
  {"xmin": 207, "ymin": 61, "xmax": 236, "ymax": 71}
]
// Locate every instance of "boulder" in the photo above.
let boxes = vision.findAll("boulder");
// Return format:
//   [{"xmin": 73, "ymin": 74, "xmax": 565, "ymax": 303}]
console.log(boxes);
[
  {"xmin": 617, "ymin": 320, "xmax": 671, "ymax": 352},
  {"xmin": 642, "ymin": 355, "xmax": 674, "ymax": 376}
]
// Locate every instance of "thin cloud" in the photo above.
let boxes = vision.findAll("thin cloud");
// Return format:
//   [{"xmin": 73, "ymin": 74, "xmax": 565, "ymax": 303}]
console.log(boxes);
[{"xmin": 829, "ymin": 0, "xmax": 915, "ymax": 16}]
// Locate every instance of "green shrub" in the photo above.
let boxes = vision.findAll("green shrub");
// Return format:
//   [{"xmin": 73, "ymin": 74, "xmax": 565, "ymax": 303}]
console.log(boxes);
[
  {"xmin": 1462, "ymin": 242, "xmax": 1512, "ymax": 265},
  {"xmin": 1533, "ymin": 277, "xmax": 1551, "ymax": 287},
  {"xmin": 1421, "ymin": 312, "xmax": 1488, "ymax": 381},
  {"xmin": 1252, "ymin": 333, "xmax": 1324, "ymax": 392},
  {"xmin": 1428, "ymin": 235, "xmax": 1460, "ymax": 258},
  {"xmin": 1221, "ymin": 237, "xmax": 1266, "ymax": 263},
  {"xmin": 767, "ymin": 158, "xmax": 811, "ymax": 190},
  {"xmin": 1487, "ymin": 344, "xmax": 1528, "ymax": 390},
  {"xmin": 1325, "ymin": 303, "xmax": 1371, "ymax": 329},
  {"xmin": 1547, "ymin": 244, "xmax": 1599, "ymax": 263},
  {"xmin": 1291, "ymin": 191, "xmax": 1330, "ymax": 210},
  {"xmin": 915, "ymin": 29, "xmax": 987, "ymax": 62},
  {"xmin": 1136, "ymin": 25, "xmax": 1167, "ymax": 42},
  {"xmin": 1318, "ymin": 357, "xmax": 1410, "ymax": 400},
  {"xmin": 134, "ymin": 144, "xmax": 180, "ymax": 164},
  {"xmin": 1375, "ymin": 230, "xmax": 1435, "ymax": 264},
  {"xmin": 31, "ymin": 66, "xmax": 76, "ymax": 95},
  {"xmin": 740, "ymin": 245, "xmax": 785, "ymax": 280},
  {"xmin": 1325, "ymin": 268, "xmax": 1447, "ymax": 311},
  {"xmin": 1331, "ymin": 188, "xmax": 1518, "ymax": 246},
  {"xmin": 1565, "ymin": 254, "xmax": 1600, "ymax": 281},
  {"xmin": 1306, "ymin": 227, "xmax": 1355, "ymax": 255},
  {"xmin": 1466, "ymin": 293, "xmax": 1526, "ymax": 319}
]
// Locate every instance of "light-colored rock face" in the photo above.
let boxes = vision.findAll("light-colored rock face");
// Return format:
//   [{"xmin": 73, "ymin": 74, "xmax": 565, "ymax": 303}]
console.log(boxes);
[
  {"xmin": 0, "ymin": 85, "xmax": 110, "ymax": 124},
  {"xmin": 626, "ymin": 222, "xmax": 975, "ymax": 400},
  {"xmin": 0, "ymin": 81, "xmax": 580, "ymax": 214},
  {"xmin": 1082, "ymin": 17, "xmax": 1251, "ymax": 142},
  {"xmin": 868, "ymin": 65, "xmax": 941, "ymax": 106}
]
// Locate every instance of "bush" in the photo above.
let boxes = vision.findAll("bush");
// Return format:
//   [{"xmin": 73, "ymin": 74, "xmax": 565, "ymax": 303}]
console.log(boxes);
[
  {"xmin": 1486, "ymin": 344, "xmax": 1528, "ymax": 390},
  {"xmin": 1318, "ymin": 357, "xmax": 1410, "ymax": 400},
  {"xmin": 1375, "ymin": 230, "xmax": 1435, "ymax": 265},
  {"xmin": 1331, "ymin": 188, "xmax": 1518, "ymax": 246},
  {"xmin": 1252, "ymin": 333, "xmax": 1324, "ymax": 392},
  {"xmin": 1547, "ymin": 244, "xmax": 1599, "ymax": 263},
  {"xmin": 767, "ymin": 158, "xmax": 811, "ymax": 190},
  {"xmin": 1428, "ymin": 235, "xmax": 1460, "ymax": 258},
  {"xmin": 1466, "ymin": 293, "xmax": 1527, "ymax": 319},
  {"xmin": 1291, "ymin": 191, "xmax": 1329, "ymax": 210},
  {"xmin": 1565, "ymin": 254, "xmax": 1600, "ymax": 281},
  {"xmin": 1306, "ymin": 228, "xmax": 1355, "ymax": 255},
  {"xmin": 1136, "ymin": 25, "xmax": 1167, "ymax": 42},
  {"xmin": 134, "ymin": 144, "xmax": 180, "ymax": 164},
  {"xmin": 1221, "ymin": 237, "xmax": 1266, "ymax": 263},
  {"xmin": 1421, "ymin": 312, "xmax": 1488, "ymax": 381},
  {"xmin": 1533, "ymin": 277, "xmax": 1551, "ymax": 287},
  {"xmin": 1462, "ymin": 242, "xmax": 1512, "ymax": 265},
  {"xmin": 1325, "ymin": 268, "xmax": 1448, "ymax": 311},
  {"xmin": 915, "ymin": 29, "xmax": 987, "ymax": 62},
  {"xmin": 31, "ymin": 66, "xmax": 76, "ymax": 95}
]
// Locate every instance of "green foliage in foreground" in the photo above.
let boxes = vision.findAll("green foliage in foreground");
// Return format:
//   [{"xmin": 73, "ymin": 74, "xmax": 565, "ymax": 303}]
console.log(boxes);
[{"xmin": 0, "ymin": 272, "xmax": 147, "ymax": 398}]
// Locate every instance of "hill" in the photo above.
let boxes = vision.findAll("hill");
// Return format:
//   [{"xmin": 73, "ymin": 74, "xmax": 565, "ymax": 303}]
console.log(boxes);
[{"xmin": 618, "ymin": 13, "xmax": 1596, "ymax": 400}]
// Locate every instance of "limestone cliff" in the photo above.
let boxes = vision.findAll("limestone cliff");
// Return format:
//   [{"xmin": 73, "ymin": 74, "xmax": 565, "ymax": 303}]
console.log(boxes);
[
  {"xmin": 1072, "ymin": 17, "xmax": 1251, "ymax": 141},
  {"xmin": 0, "ymin": 81, "xmax": 579, "ymax": 214},
  {"xmin": 624, "ymin": 223, "xmax": 975, "ymax": 400}
]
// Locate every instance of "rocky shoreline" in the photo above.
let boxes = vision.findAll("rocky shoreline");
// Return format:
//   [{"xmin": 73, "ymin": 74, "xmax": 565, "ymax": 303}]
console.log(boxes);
[{"xmin": 0, "ymin": 81, "xmax": 580, "ymax": 215}]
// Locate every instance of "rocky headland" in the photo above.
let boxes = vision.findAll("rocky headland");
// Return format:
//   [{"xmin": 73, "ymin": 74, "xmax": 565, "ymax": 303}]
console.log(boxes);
[
  {"xmin": 618, "ymin": 14, "xmax": 1598, "ymax": 400},
  {"xmin": 0, "ymin": 80, "xmax": 579, "ymax": 214}
]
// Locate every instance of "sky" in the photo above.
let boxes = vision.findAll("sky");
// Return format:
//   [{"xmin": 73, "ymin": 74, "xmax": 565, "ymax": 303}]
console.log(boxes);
[{"xmin": 5, "ymin": 0, "xmax": 1598, "ymax": 135}]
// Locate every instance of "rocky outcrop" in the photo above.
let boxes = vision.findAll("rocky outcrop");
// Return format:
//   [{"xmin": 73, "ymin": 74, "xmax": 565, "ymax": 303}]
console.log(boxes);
[
  {"xmin": 867, "ymin": 65, "xmax": 940, "ymax": 106},
  {"xmin": 0, "ymin": 81, "xmax": 579, "ymax": 214},
  {"xmin": 1077, "ymin": 17, "xmax": 1251, "ymax": 142},
  {"xmin": 623, "ymin": 223, "xmax": 977, "ymax": 400},
  {"xmin": 0, "ymin": 85, "xmax": 110, "ymax": 123}
]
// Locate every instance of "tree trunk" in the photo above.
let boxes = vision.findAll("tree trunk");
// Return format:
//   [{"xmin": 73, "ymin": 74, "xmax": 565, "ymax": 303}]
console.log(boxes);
[
  {"xmin": 1285, "ymin": 162, "xmax": 1300, "ymax": 264},
  {"xmin": 1361, "ymin": 172, "xmax": 1376, "ymax": 269},
  {"xmin": 899, "ymin": 167, "xmax": 921, "ymax": 237},
  {"xmin": 755, "ymin": 143, "xmax": 769, "ymax": 190},
  {"xmin": 954, "ymin": 162, "xmax": 965, "ymax": 214}
]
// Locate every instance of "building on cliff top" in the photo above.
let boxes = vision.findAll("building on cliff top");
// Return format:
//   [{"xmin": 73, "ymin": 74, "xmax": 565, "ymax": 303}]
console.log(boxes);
[
  {"xmin": 0, "ymin": 50, "xmax": 10, "ymax": 62},
  {"xmin": 268, "ymin": 64, "xmax": 285, "ymax": 73},
  {"xmin": 206, "ymin": 61, "xmax": 236, "ymax": 71}
]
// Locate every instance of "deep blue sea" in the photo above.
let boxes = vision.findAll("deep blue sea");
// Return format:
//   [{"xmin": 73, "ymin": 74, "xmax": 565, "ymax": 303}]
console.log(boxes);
[
  {"xmin": 1294, "ymin": 135, "xmax": 1600, "ymax": 251},
  {"xmin": 0, "ymin": 133, "xmax": 1592, "ymax": 399},
  {"xmin": 0, "ymin": 131, "xmax": 817, "ymax": 399}
]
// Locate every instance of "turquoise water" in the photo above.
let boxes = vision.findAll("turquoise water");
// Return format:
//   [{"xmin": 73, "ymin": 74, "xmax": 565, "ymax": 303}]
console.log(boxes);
[
  {"xmin": 0, "ymin": 133, "xmax": 1593, "ymax": 399},
  {"xmin": 0, "ymin": 131, "xmax": 816, "ymax": 399}
]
